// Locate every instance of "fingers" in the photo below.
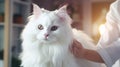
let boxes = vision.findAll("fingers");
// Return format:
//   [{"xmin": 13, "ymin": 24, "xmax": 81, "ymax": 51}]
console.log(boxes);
[
  {"xmin": 69, "ymin": 40, "xmax": 80, "ymax": 53},
  {"xmin": 73, "ymin": 40, "xmax": 83, "ymax": 49},
  {"xmin": 69, "ymin": 40, "xmax": 83, "ymax": 58},
  {"xmin": 73, "ymin": 46, "xmax": 81, "ymax": 58}
]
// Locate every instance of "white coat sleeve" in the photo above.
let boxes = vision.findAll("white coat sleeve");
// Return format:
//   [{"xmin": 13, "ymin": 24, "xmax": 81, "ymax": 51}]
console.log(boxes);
[
  {"xmin": 97, "ymin": 39, "xmax": 120, "ymax": 67},
  {"xmin": 96, "ymin": 0, "xmax": 120, "ymax": 67}
]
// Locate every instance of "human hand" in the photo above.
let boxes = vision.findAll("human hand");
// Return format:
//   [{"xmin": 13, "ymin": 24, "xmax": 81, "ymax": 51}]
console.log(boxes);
[{"xmin": 70, "ymin": 40, "xmax": 85, "ymax": 58}]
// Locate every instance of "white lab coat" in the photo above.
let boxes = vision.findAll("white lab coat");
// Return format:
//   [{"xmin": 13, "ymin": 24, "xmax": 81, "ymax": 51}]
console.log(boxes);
[{"xmin": 97, "ymin": 0, "xmax": 120, "ymax": 67}]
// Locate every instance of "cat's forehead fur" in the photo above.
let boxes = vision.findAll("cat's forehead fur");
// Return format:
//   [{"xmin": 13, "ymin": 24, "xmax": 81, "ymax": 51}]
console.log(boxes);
[
  {"xmin": 37, "ymin": 12, "xmax": 60, "ymax": 27},
  {"xmin": 39, "ymin": 11, "xmax": 58, "ymax": 21}
]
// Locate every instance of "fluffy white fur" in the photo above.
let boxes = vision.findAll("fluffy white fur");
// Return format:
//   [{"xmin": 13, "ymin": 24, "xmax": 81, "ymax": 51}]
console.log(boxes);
[{"xmin": 20, "ymin": 4, "xmax": 104, "ymax": 67}]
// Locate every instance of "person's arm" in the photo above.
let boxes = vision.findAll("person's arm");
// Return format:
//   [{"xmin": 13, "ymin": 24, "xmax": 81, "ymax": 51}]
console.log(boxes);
[
  {"xmin": 96, "ymin": 0, "xmax": 120, "ymax": 66},
  {"xmin": 70, "ymin": 0, "xmax": 120, "ymax": 67},
  {"xmin": 70, "ymin": 40, "xmax": 104, "ymax": 63},
  {"xmin": 71, "ymin": 39, "xmax": 120, "ymax": 67},
  {"xmin": 83, "ymin": 49, "xmax": 104, "ymax": 63}
]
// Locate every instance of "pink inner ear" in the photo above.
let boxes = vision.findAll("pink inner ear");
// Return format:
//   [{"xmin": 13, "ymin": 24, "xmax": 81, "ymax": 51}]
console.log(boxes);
[
  {"xmin": 57, "ymin": 14, "xmax": 65, "ymax": 21},
  {"xmin": 33, "ymin": 4, "xmax": 41, "ymax": 17},
  {"xmin": 56, "ymin": 12, "xmax": 72, "ymax": 24},
  {"xmin": 56, "ymin": 13, "xmax": 66, "ymax": 21},
  {"xmin": 55, "ymin": 5, "xmax": 68, "ymax": 22},
  {"xmin": 59, "ymin": 15, "xmax": 65, "ymax": 21}
]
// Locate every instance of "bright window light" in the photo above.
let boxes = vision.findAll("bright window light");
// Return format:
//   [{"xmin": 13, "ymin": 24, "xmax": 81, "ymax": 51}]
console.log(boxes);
[{"xmin": 99, "ymin": 24, "xmax": 105, "ymax": 35}]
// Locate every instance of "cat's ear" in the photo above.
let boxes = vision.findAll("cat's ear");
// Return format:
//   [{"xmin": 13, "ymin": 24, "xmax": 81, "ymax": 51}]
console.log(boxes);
[
  {"xmin": 58, "ymin": 5, "xmax": 68, "ymax": 14},
  {"xmin": 55, "ymin": 5, "xmax": 68, "ymax": 20},
  {"xmin": 33, "ymin": 3, "xmax": 42, "ymax": 18},
  {"xmin": 55, "ymin": 5, "xmax": 72, "ymax": 24}
]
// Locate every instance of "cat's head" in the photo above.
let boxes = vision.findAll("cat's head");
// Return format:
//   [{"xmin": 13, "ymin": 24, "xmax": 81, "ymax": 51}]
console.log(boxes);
[{"xmin": 22, "ymin": 4, "xmax": 73, "ymax": 44}]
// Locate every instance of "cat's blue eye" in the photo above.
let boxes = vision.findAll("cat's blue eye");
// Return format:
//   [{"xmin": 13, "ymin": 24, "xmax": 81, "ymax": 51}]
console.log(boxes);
[
  {"xmin": 38, "ymin": 24, "xmax": 44, "ymax": 30},
  {"xmin": 51, "ymin": 26, "xmax": 58, "ymax": 31}
]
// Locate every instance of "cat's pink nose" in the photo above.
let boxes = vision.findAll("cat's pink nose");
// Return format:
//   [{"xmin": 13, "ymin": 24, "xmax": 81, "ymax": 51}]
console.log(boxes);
[{"xmin": 44, "ymin": 33, "xmax": 49, "ymax": 38}]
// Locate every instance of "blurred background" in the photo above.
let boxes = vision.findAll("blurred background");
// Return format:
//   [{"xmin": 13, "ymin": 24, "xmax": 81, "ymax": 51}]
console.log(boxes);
[{"xmin": 0, "ymin": 0, "xmax": 115, "ymax": 67}]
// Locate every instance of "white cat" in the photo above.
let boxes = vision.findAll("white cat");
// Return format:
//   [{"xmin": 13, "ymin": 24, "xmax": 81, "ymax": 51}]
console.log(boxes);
[{"xmin": 20, "ymin": 4, "xmax": 105, "ymax": 67}]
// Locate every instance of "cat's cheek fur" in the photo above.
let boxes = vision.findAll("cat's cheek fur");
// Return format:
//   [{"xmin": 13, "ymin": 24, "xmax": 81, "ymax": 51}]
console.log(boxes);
[{"xmin": 36, "ymin": 34, "xmax": 43, "ymax": 40}]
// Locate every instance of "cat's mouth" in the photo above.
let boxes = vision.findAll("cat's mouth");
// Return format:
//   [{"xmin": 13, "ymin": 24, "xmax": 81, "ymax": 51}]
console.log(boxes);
[
  {"xmin": 44, "ymin": 37, "xmax": 49, "ymax": 41},
  {"xmin": 41, "ymin": 37, "xmax": 52, "ymax": 42},
  {"xmin": 37, "ymin": 35, "xmax": 56, "ymax": 43},
  {"xmin": 42, "ymin": 37, "xmax": 57, "ymax": 44}
]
